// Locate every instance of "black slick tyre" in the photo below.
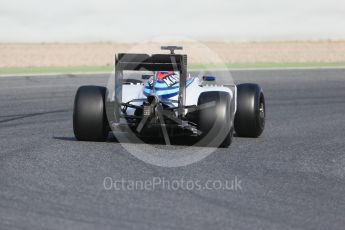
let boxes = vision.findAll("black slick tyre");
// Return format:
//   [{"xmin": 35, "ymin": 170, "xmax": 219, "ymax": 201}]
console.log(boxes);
[
  {"xmin": 234, "ymin": 83, "xmax": 265, "ymax": 137},
  {"xmin": 73, "ymin": 86, "xmax": 109, "ymax": 141}
]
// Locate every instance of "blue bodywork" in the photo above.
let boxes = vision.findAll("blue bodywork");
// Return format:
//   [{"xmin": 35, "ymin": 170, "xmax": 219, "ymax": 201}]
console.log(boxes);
[{"xmin": 143, "ymin": 77, "xmax": 195, "ymax": 99}]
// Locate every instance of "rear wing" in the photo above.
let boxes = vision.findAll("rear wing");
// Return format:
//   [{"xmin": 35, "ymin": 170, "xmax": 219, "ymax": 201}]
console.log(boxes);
[
  {"xmin": 113, "ymin": 53, "xmax": 188, "ymax": 121},
  {"xmin": 116, "ymin": 53, "xmax": 187, "ymax": 72}
]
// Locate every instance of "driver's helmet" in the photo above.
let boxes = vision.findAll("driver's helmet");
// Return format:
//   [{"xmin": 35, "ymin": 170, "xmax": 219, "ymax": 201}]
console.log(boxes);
[{"xmin": 144, "ymin": 71, "xmax": 180, "ymax": 99}]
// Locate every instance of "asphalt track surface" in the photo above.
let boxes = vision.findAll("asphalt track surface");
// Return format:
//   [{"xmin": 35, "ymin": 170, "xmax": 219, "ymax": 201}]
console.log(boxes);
[{"xmin": 1, "ymin": 69, "xmax": 345, "ymax": 230}]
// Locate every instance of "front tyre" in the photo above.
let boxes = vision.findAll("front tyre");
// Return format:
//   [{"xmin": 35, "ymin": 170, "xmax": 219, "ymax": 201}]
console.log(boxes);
[
  {"xmin": 73, "ymin": 86, "xmax": 109, "ymax": 141},
  {"xmin": 234, "ymin": 83, "xmax": 265, "ymax": 137}
]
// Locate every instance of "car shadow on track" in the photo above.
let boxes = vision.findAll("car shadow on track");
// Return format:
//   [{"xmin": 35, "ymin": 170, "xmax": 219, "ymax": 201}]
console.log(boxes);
[
  {"xmin": 53, "ymin": 132, "xmax": 202, "ymax": 147},
  {"xmin": 52, "ymin": 133, "xmax": 232, "ymax": 149},
  {"xmin": 53, "ymin": 136, "xmax": 77, "ymax": 141}
]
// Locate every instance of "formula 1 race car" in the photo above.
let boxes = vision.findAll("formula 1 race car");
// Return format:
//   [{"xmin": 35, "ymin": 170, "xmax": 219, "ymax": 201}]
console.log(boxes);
[{"xmin": 73, "ymin": 46, "xmax": 265, "ymax": 147}]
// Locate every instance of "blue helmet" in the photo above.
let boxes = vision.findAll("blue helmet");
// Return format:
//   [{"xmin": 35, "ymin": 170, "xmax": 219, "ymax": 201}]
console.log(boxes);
[{"xmin": 144, "ymin": 71, "xmax": 195, "ymax": 99}]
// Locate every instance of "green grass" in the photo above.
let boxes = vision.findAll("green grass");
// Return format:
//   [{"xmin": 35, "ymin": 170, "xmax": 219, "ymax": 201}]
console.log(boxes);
[
  {"xmin": 1, "ymin": 62, "xmax": 345, "ymax": 76},
  {"xmin": 190, "ymin": 62, "xmax": 345, "ymax": 70}
]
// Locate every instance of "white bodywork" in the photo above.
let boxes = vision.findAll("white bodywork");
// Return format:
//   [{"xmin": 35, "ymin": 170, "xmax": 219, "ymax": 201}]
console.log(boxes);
[{"xmin": 121, "ymin": 76, "xmax": 236, "ymax": 116}]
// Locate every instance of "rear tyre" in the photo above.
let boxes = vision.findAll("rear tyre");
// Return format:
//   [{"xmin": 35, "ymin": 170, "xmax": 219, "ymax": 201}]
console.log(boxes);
[
  {"xmin": 197, "ymin": 91, "xmax": 233, "ymax": 147},
  {"xmin": 234, "ymin": 83, "xmax": 265, "ymax": 137},
  {"xmin": 73, "ymin": 86, "xmax": 109, "ymax": 141}
]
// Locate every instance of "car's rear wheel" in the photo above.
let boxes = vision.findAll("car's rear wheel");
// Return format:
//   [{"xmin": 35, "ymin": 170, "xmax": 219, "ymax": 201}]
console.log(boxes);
[
  {"xmin": 234, "ymin": 83, "xmax": 265, "ymax": 137},
  {"xmin": 197, "ymin": 91, "xmax": 233, "ymax": 147},
  {"xmin": 73, "ymin": 86, "xmax": 109, "ymax": 141}
]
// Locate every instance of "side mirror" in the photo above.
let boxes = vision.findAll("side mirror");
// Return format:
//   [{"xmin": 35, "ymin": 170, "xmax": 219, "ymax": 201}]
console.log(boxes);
[
  {"xmin": 202, "ymin": 76, "xmax": 216, "ymax": 81},
  {"xmin": 142, "ymin": 74, "xmax": 153, "ymax": 80}
]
